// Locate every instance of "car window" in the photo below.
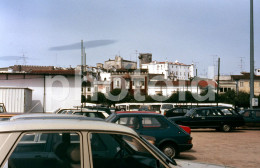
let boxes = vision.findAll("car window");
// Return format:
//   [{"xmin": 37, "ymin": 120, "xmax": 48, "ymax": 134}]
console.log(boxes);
[
  {"xmin": 242, "ymin": 111, "xmax": 250, "ymax": 117},
  {"xmin": 220, "ymin": 108, "xmax": 233, "ymax": 115},
  {"xmin": 90, "ymin": 132, "xmax": 166, "ymax": 168},
  {"xmin": 7, "ymin": 132, "xmax": 81, "ymax": 168},
  {"xmin": 141, "ymin": 116, "xmax": 167, "ymax": 129},
  {"xmin": 182, "ymin": 109, "xmax": 189, "ymax": 113},
  {"xmin": 193, "ymin": 110, "xmax": 206, "ymax": 117},
  {"xmin": 256, "ymin": 111, "xmax": 260, "ymax": 117},
  {"xmin": 206, "ymin": 109, "xmax": 221, "ymax": 116},
  {"xmin": 116, "ymin": 116, "xmax": 140, "ymax": 129}
]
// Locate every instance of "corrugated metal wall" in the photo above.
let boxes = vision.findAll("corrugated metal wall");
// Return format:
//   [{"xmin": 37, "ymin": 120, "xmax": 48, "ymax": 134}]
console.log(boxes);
[{"xmin": 0, "ymin": 88, "xmax": 32, "ymax": 113}]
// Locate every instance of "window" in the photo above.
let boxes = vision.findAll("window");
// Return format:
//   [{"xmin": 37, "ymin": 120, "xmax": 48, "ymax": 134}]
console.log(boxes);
[
  {"xmin": 106, "ymin": 86, "xmax": 110, "ymax": 92},
  {"xmin": 242, "ymin": 111, "xmax": 250, "ymax": 117},
  {"xmin": 256, "ymin": 111, "xmax": 260, "ymax": 117},
  {"xmin": 219, "ymin": 108, "xmax": 233, "ymax": 115},
  {"xmin": 116, "ymin": 116, "xmax": 139, "ymax": 129},
  {"xmin": 141, "ymin": 117, "xmax": 167, "ymax": 129},
  {"xmin": 8, "ymin": 132, "xmax": 81, "ymax": 168},
  {"xmin": 193, "ymin": 110, "xmax": 206, "ymax": 117},
  {"xmin": 240, "ymin": 82, "xmax": 244, "ymax": 87},
  {"xmin": 206, "ymin": 110, "xmax": 221, "ymax": 116},
  {"xmin": 90, "ymin": 133, "xmax": 165, "ymax": 168}
]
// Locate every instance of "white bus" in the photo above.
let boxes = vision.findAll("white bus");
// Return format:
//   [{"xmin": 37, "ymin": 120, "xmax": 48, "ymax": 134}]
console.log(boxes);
[{"xmin": 115, "ymin": 102, "xmax": 234, "ymax": 114}]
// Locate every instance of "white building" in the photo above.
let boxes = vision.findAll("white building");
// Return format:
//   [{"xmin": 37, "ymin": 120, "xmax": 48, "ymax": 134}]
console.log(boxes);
[
  {"xmin": 141, "ymin": 60, "xmax": 195, "ymax": 80},
  {"xmin": 255, "ymin": 68, "xmax": 260, "ymax": 76},
  {"xmin": 0, "ymin": 69, "xmax": 81, "ymax": 112}
]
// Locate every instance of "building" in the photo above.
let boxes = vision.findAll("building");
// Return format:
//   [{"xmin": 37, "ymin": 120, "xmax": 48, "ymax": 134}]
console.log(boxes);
[
  {"xmin": 104, "ymin": 56, "xmax": 137, "ymax": 70},
  {"xmin": 138, "ymin": 53, "xmax": 152, "ymax": 68},
  {"xmin": 141, "ymin": 60, "xmax": 195, "ymax": 80},
  {"xmin": 215, "ymin": 72, "xmax": 260, "ymax": 96},
  {"xmin": 0, "ymin": 65, "xmax": 81, "ymax": 112},
  {"xmin": 148, "ymin": 78, "xmax": 216, "ymax": 96},
  {"xmin": 110, "ymin": 69, "xmax": 148, "ymax": 96}
]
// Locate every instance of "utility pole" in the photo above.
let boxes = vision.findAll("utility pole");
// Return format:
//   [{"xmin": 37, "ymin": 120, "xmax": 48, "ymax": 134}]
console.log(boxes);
[
  {"xmin": 250, "ymin": 0, "xmax": 254, "ymax": 109},
  {"xmin": 217, "ymin": 58, "xmax": 220, "ymax": 107}
]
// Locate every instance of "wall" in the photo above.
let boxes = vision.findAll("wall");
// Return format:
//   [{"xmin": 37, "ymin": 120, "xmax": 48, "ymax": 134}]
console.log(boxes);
[{"xmin": 0, "ymin": 74, "xmax": 81, "ymax": 112}]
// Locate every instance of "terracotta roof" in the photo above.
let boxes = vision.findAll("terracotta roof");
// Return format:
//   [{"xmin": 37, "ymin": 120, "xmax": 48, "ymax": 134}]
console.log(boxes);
[{"xmin": 30, "ymin": 70, "xmax": 77, "ymax": 75}]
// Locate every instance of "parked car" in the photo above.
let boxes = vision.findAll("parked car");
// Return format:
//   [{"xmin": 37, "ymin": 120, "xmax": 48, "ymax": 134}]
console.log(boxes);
[
  {"xmin": 106, "ymin": 111, "xmax": 193, "ymax": 158},
  {"xmin": 56, "ymin": 108, "xmax": 109, "ymax": 119},
  {"xmin": 169, "ymin": 107, "xmax": 245, "ymax": 132},
  {"xmin": 0, "ymin": 103, "xmax": 7, "ymax": 113},
  {"xmin": 239, "ymin": 109, "xmax": 260, "ymax": 127},
  {"xmin": 0, "ymin": 113, "xmax": 20, "ymax": 121},
  {"xmin": 9, "ymin": 113, "xmax": 104, "ymax": 121},
  {"xmin": 165, "ymin": 107, "xmax": 190, "ymax": 117},
  {"xmin": 160, "ymin": 104, "xmax": 174, "ymax": 115},
  {"xmin": 0, "ymin": 117, "xmax": 180, "ymax": 168}
]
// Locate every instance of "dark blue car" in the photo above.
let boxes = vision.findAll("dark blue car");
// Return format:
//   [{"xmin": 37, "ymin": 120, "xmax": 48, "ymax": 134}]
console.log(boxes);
[
  {"xmin": 105, "ymin": 111, "xmax": 193, "ymax": 158},
  {"xmin": 239, "ymin": 109, "xmax": 260, "ymax": 127}
]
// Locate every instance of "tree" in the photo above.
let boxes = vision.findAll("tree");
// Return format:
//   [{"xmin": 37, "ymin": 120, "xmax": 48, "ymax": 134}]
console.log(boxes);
[{"xmin": 235, "ymin": 91, "xmax": 250, "ymax": 108}]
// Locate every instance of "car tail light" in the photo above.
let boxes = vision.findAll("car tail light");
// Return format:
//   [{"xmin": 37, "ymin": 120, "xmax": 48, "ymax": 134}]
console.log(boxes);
[{"xmin": 188, "ymin": 138, "xmax": 192, "ymax": 144}]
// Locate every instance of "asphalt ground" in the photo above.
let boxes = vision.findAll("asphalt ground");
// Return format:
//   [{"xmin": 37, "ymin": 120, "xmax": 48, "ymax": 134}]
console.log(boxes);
[{"xmin": 176, "ymin": 128, "xmax": 260, "ymax": 168}]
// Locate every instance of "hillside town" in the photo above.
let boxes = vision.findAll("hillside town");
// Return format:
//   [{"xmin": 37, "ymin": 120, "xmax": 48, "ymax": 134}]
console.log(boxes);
[{"xmin": 0, "ymin": 52, "xmax": 260, "ymax": 113}]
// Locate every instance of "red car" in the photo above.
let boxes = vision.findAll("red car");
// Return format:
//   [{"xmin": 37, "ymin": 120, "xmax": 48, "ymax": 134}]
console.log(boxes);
[{"xmin": 179, "ymin": 125, "xmax": 191, "ymax": 134}]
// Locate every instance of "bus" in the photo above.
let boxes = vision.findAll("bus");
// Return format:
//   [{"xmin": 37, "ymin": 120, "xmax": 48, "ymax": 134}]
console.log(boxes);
[{"xmin": 115, "ymin": 102, "xmax": 234, "ymax": 114}]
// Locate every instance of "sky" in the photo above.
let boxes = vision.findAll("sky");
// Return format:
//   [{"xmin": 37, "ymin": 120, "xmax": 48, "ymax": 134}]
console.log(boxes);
[{"xmin": 0, "ymin": 0, "xmax": 259, "ymax": 76}]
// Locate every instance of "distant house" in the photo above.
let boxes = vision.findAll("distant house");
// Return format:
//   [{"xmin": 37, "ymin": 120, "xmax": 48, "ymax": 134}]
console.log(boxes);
[
  {"xmin": 215, "ymin": 72, "xmax": 260, "ymax": 96},
  {"xmin": 104, "ymin": 56, "xmax": 137, "ymax": 70},
  {"xmin": 141, "ymin": 60, "xmax": 195, "ymax": 80}
]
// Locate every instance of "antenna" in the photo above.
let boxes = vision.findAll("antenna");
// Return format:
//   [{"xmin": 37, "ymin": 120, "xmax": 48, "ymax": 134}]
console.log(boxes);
[
  {"xmin": 135, "ymin": 50, "xmax": 138, "ymax": 68},
  {"xmin": 20, "ymin": 50, "xmax": 28, "ymax": 65},
  {"xmin": 211, "ymin": 55, "xmax": 218, "ymax": 76},
  {"xmin": 239, "ymin": 57, "xmax": 245, "ymax": 72}
]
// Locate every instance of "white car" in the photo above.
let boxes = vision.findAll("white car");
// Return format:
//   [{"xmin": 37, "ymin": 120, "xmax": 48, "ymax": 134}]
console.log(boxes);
[{"xmin": 0, "ymin": 117, "xmax": 177, "ymax": 168}]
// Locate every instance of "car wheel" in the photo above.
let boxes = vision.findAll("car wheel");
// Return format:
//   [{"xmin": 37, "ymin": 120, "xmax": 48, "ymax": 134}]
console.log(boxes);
[
  {"xmin": 222, "ymin": 124, "xmax": 231, "ymax": 132},
  {"xmin": 161, "ymin": 144, "xmax": 178, "ymax": 158}
]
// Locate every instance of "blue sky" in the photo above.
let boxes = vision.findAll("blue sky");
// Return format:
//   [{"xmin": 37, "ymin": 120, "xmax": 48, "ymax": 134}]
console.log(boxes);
[{"xmin": 0, "ymin": 0, "xmax": 259, "ymax": 76}]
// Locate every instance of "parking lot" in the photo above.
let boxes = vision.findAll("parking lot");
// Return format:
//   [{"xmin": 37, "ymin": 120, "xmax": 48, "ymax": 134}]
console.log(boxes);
[{"xmin": 177, "ymin": 128, "xmax": 260, "ymax": 168}]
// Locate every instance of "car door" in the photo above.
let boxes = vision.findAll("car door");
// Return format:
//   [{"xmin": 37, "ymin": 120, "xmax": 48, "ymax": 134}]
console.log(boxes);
[
  {"xmin": 247, "ymin": 110, "xmax": 260, "ymax": 127},
  {"xmin": 241, "ymin": 110, "xmax": 254, "ymax": 126},
  {"xmin": 9, "ymin": 133, "xmax": 49, "ymax": 168},
  {"xmin": 8, "ymin": 132, "xmax": 82, "ymax": 168},
  {"xmin": 255, "ymin": 111, "xmax": 260, "ymax": 127},
  {"xmin": 205, "ymin": 109, "xmax": 223, "ymax": 128},
  {"xmin": 114, "ymin": 115, "xmax": 141, "ymax": 133},
  {"xmin": 138, "ymin": 116, "xmax": 168, "ymax": 144},
  {"xmin": 188, "ymin": 109, "xmax": 207, "ymax": 127}
]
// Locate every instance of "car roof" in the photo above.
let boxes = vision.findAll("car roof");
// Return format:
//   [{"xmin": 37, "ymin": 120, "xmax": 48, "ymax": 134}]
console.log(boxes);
[
  {"xmin": 9, "ymin": 113, "xmax": 104, "ymax": 121},
  {"xmin": 191, "ymin": 106, "xmax": 233, "ymax": 110},
  {"xmin": 0, "ymin": 118, "xmax": 138, "ymax": 135}
]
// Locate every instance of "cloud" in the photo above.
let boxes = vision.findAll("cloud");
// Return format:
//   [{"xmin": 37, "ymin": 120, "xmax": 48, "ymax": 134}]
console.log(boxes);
[
  {"xmin": 49, "ymin": 40, "xmax": 117, "ymax": 51},
  {"xmin": 0, "ymin": 56, "xmax": 22, "ymax": 61}
]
